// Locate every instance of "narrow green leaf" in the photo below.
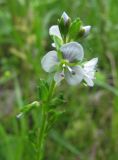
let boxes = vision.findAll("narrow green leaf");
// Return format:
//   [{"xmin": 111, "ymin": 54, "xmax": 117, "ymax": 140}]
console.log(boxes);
[{"xmin": 50, "ymin": 130, "xmax": 81, "ymax": 156}]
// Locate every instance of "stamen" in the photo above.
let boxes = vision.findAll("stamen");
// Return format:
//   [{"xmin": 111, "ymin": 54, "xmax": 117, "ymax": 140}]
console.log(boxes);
[
  {"xmin": 67, "ymin": 66, "xmax": 72, "ymax": 72},
  {"xmin": 71, "ymin": 70, "xmax": 76, "ymax": 75},
  {"xmin": 67, "ymin": 66, "xmax": 76, "ymax": 75}
]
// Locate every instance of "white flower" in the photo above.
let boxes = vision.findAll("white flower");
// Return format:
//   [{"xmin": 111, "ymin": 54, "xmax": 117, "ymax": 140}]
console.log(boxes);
[
  {"xmin": 41, "ymin": 40, "xmax": 98, "ymax": 86},
  {"xmin": 41, "ymin": 42, "xmax": 84, "ymax": 85},
  {"xmin": 82, "ymin": 58, "xmax": 98, "ymax": 87}
]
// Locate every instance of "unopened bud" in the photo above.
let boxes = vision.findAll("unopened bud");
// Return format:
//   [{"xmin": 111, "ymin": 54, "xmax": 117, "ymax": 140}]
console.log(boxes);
[
  {"xmin": 61, "ymin": 12, "xmax": 70, "ymax": 25},
  {"xmin": 78, "ymin": 25, "xmax": 91, "ymax": 38},
  {"xmin": 82, "ymin": 25, "xmax": 91, "ymax": 36},
  {"xmin": 58, "ymin": 12, "xmax": 71, "ymax": 37}
]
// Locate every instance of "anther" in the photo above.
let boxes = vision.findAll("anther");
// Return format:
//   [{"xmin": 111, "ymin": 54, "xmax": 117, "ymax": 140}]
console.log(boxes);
[{"xmin": 71, "ymin": 70, "xmax": 76, "ymax": 75}]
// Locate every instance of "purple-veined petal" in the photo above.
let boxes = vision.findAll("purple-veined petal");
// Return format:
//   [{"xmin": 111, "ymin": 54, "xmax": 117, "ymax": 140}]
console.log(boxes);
[
  {"xmin": 54, "ymin": 71, "xmax": 64, "ymax": 84},
  {"xmin": 49, "ymin": 25, "xmax": 62, "ymax": 40},
  {"xmin": 65, "ymin": 66, "xmax": 83, "ymax": 85},
  {"xmin": 41, "ymin": 51, "xmax": 59, "ymax": 72},
  {"xmin": 60, "ymin": 42, "xmax": 84, "ymax": 62}
]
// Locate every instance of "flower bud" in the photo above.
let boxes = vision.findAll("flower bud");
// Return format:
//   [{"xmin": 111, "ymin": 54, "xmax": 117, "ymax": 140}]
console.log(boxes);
[
  {"xmin": 82, "ymin": 25, "xmax": 91, "ymax": 36},
  {"xmin": 61, "ymin": 12, "xmax": 70, "ymax": 25},
  {"xmin": 58, "ymin": 12, "xmax": 71, "ymax": 38},
  {"xmin": 78, "ymin": 25, "xmax": 91, "ymax": 38}
]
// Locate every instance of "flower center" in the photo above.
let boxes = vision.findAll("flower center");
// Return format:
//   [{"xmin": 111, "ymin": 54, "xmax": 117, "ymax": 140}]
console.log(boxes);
[
  {"xmin": 60, "ymin": 60, "xmax": 76, "ymax": 75},
  {"xmin": 61, "ymin": 59, "xmax": 69, "ymax": 66}
]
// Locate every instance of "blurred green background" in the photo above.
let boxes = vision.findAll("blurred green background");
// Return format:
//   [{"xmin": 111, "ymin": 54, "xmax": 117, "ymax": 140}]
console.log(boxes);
[{"xmin": 0, "ymin": 0, "xmax": 118, "ymax": 159}]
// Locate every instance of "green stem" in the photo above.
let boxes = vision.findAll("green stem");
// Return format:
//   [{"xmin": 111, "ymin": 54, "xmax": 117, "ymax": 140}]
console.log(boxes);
[
  {"xmin": 37, "ymin": 104, "xmax": 47, "ymax": 160},
  {"xmin": 38, "ymin": 105, "xmax": 46, "ymax": 160},
  {"xmin": 37, "ymin": 80, "xmax": 56, "ymax": 160},
  {"xmin": 48, "ymin": 80, "xmax": 56, "ymax": 101}
]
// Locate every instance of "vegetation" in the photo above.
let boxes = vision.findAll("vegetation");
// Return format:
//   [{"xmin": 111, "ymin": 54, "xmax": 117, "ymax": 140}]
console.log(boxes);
[{"xmin": 0, "ymin": 0, "xmax": 118, "ymax": 160}]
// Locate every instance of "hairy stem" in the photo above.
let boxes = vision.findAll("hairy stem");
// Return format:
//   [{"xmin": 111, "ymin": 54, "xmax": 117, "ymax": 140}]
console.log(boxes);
[
  {"xmin": 37, "ymin": 103, "xmax": 47, "ymax": 160},
  {"xmin": 37, "ymin": 80, "xmax": 56, "ymax": 160}
]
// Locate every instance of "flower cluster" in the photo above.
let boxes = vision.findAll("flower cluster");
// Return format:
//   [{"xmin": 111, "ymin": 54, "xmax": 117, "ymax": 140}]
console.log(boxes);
[{"xmin": 41, "ymin": 12, "xmax": 98, "ymax": 87}]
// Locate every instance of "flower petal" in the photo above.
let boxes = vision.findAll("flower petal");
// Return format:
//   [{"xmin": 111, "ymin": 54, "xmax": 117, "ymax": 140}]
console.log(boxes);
[
  {"xmin": 83, "ymin": 58, "xmax": 98, "ymax": 87},
  {"xmin": 54, "ymin": 71, "xmax": 64, "ymax": 84},
  {"xmin": 60, "ymin": 42, "xmax": 84, "ymax": 62},
  {"xmin": 41, "ymin": 51, "xmax": 58, "ymax": 72},
  {"xmin": 84, "ymin": 58, "xmax": 98, "ymax": 71},
  {"xmin": 65, "ymin": 66, "xmax": 83, "ymax": 85},
  {"xmin": 49, "ymin": 25, "xmax": 62, "ymax": 40},
  {"xmin": 84, "ymin": 76, "xmax": 94, "ymax": 87}
]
